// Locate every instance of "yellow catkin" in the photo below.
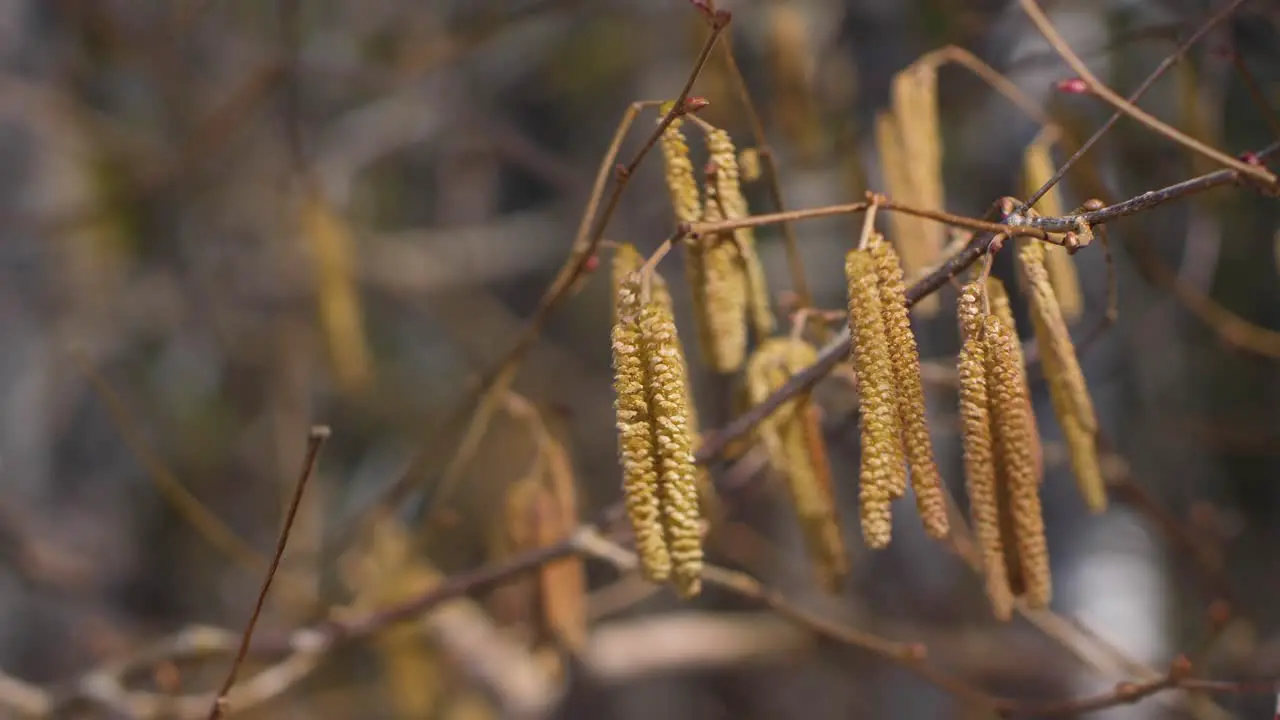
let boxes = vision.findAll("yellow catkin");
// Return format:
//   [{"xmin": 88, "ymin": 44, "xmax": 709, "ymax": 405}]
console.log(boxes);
[
  {"xmin": 880, "ymin": 64, "xmax": 945, "ymax": 316},
  {"xmin": 1023, "ymin": 134, "xmax": 1084, "ymax": 320},
  {"xmin": 658, "ymin": 117, "xmax": 702, "ymax": 225},
  {"xmin": 957, "ymin": 283, "xmax": 1014, "ymax": 620},
  {"xmin": 1019, "ymin": 242, "xmax": 1106, "ymax": 513},
  {"xmin": 894, "ymin": 64, "xmax": 943, "ymax": 230},
  {"xmin": 611, "ymin": 274, "xmax": 670, "ymax": 582},
  {"xmin": 995, "ymin": 465, "xmax": 1027, "ymax": 599},
  {"xmin": 984, "ymin": 314, "xmax": 1052, "ymax": 608},
  {"xmin": 539, "ymin": 433, "xmax": 588, "ymax": 653},
  {"xmin": 707, "ymin": 127, "xmax": 776, "ymax": 341},
  {"xmin": 301, "ymin": 190, "xmax": 373, "ymax": 393},
  {"xmin": 869, "ymin": 234, "xmax": 948, "ymax": 538},
  {"xmin": 660, "ymin": 114, "xmax": 746, "ymax": 372},
  {"xmin": 687, "ymin": 170, "xmax": 749, "ymax": 372},
  {"xmin": 640, "ymin": 298, "xmax": 703, "ymax": 598},
  {"xmin": 739, "ymin": 147, "xmax": 762, "ymax": 182},
  {"xmin": 846, "ymin": 250, "xmax": 904, "ymax": 549},
  {"xmin": 985, "ymin": 277, "xmax": 1044, "ymax": 485},
  {"xmin": 747, "ymin": 338, "xmax": 849, "ymax": 591},
  {"xmin": 615, "ymin": 244, "xmax": 722, "ymax": 524}
]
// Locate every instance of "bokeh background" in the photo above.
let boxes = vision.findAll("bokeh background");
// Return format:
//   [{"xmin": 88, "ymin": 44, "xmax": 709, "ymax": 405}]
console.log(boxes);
[{"xmin": 0, "ymin": 0, "xmax": 1277, "ymax": 718}]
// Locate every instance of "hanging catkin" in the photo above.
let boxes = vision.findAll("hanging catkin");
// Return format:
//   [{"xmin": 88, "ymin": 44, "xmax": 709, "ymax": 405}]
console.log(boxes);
[
  {"xmin": 706, "ymin": 127, "xmax": 775, "ymax": 340},
  {"xmin": 984, "ymin": 313, "xmax": 1052, "ymax": 608},
  {"xmin": 640, "ymin": 297, "xmax": 704, "ymax": 598},
  {"xmin": 1022, "ymin": 134, "xmax": 1084, "ymax": 320},
  {"xmin": 985, "ymin": 276, "xmax": 1044, "ymax": 485},
  {"xmin": 747, "ymin": 338, "xmax": 849, "ymax": 591},
  {"xmin": 686, "ymin": 163, "xmax": 749, "ymax": 373},
  {"xmin": 615, "ymin": 244, "xmax": 724, "ymax": 526},
  {"xmin": 659, "ymin": 114, "xmax": 744, "ymax": 372},
  {"xmin": 846, "ymin": 249, "xmax": 904, "ymax": 549},
  {"xmin": 658, "ymin": 116, "xmax": 702, "ymax": 225},
  {"xmin": 611, "ymin": 273, "xmax": 670, "ymax": 582},
  {"xmin": 957, "ymin": 283, "xmax": 1014, "ymax": 620},
  {"xmin": 868, "ymin": 234, "xmax": 948, "ymax": 538},
  {"xmin": 1019, "ymin": 242, "xmax": 1106, "ymax": 513}
]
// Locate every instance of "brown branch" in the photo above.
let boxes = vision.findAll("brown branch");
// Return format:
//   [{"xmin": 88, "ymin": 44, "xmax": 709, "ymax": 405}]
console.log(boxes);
[
  {"xmin": 1019, "ymin": 0, "xmax": 1249, "ymax": 211},
  {"xmin": 207, "ymin": 426, "xmax": 329, "ymax": 720},
  {"xmin": 710, "ymin": 10, "xmax": 813, "ymax": 308},
  {"xmin": 355, "ymin": 10, "xmax": 731, "ymax": 534},
  {"xmin": 1017, "ymin": 0, "xmax": 1274, "ymax": 189}
]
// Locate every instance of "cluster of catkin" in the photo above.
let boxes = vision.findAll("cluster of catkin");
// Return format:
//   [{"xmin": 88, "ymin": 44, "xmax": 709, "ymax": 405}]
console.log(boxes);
[
  {"xmin": 956, "ymin": 241, "xmax": 1104, "ymax": 621},
  {"xmin": 658, "ymin": 111, "xmax": 773, "ymax": 373},
  {"xmin": 610, "ymin": 249, "xmax": 704, "ymax": 598},
  {"xmin": 844, "ymin": 233, "xmax": 950, "ymax": 549},
  {"xmin": 747, "ymin": 338, "xmax": 848, "ymax": 591},
  {"xmin": 957, "ymin": 278, "xmax": 1051, "ymax": 620},
  {"xmin": 875, "ymin": 62, "xmax": 945, "ymax": 316}
]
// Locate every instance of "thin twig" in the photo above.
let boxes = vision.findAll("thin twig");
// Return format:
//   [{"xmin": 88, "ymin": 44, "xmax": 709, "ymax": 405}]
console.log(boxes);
[
  {"xmin": 1017, "ymin": 0, "xmax": 1274, "ymax": 192},
  {"xmin": 712, "ymin": 17, "xmax": 813, "ymax": 308},
  {"xmin": 71, "ymin": 350, "xmax": 268, "ymax": 574},
  {"xmin": 1020, "ymin": 0, "xmax": 1249, "ymax": 211},
  {"xmin": 1229, "ymin": 50, "xmax": 1280, "ymax": 142},
  {"xmin": 207, "ymin": 426, "xmax": 329, "ymax": 720},
  {"xmin": 362, "ymin": 11, "xmax": 730, "ymax": 531}
]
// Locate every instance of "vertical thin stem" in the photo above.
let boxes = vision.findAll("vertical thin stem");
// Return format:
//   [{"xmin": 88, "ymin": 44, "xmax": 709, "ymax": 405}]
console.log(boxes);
[{"xmin": 207, "ymin": 426, "xmax": 330, "ymax": 720}]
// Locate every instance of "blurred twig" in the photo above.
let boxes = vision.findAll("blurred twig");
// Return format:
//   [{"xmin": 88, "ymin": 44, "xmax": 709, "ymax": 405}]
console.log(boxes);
[{"xmin": 207, "ymin": 426, "xmax": 328, "ymax": 720}]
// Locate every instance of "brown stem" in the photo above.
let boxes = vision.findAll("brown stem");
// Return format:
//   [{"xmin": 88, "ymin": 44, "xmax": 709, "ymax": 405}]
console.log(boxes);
[{"xmin": 207, "ymin": 427, "xmax": 329, "ymax": 720}]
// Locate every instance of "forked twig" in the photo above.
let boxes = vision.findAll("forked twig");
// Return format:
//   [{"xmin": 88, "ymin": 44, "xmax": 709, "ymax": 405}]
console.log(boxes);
[{"xmin": 1017, "ymin": 0, "xmax": 1275, "ymax": 195}]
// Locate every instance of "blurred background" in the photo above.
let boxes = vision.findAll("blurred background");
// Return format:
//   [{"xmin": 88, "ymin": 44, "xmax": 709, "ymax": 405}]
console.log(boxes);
[{"xmin": 0, "ymin": 0, "xmax": 1277, "ymax": 718}]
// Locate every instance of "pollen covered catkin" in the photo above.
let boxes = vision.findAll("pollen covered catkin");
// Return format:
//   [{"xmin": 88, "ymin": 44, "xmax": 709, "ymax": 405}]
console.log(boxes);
[
  {"xmin": 1023, "ymin": 136, "xmax": 1084, "ymax": 320},
  {"xmin": 658, "ymin": 117, "xmax": 702, "ymax": 225},
  {"xmin": 1019, "ymin": 242, "xmax": 1106, "ymax": 514},
  {"xmin": 615, "ymin": 244, "xmax": 719, "ymax": 522},
  {"xmin": 707, "ymin": 127, "xmax": 775, "ymax": 341},
  {"xmin": 985, "ymin": 277, "xmax": 1043, "ymax": 485},
  {"xmin": 869, "ymin": 234, "xmax": 948, "ymax": 539},
  {"xmin": 747, "ymin": 338, "xmax": 849, "ymax": 590},
  {"xmin": 984, "ymin": 314, "xmax": 1052, "ymax": 608},
  {"xmin": 846, "ymin": 250, "xmax": 904, "ymax": 549},
  {"xmin": 611, "ymin": 274, "xmax": 670, "ymax": 582},
  {"xmin": 957, "ymin": 283, "xmax": 1014, "ymax": 620},
  {"xmin": 685, "ymin": 167, "xmax": 749, "ymax": 373},
  {"xmin": 640, "ymin": 299, "xmax": 703, "ymax": 598}
]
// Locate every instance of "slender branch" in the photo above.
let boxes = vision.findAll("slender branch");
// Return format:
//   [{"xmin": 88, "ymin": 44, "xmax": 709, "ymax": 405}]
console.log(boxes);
[
  {"xmin": 1017, "ymin": 0, "xmax": 1275, "ymax": 190},
  {"xmin": 1021, "ymin": 0, "xmax": 1249, "ymax": 211},
  {"xmin": 71, "ymin": 350, "xmax": 269, "ymax": 574},
  {"xmin": 713, "ymin": 21, "xmax": 813, "ymax": 307},
  {"xmin": 207, "ymin": 426, "xmax": 329, "ymax": 720},
  {"xmin": 1230, "ymin": 51, "xmax": 1280, "ymax": 142},
  {"xmin": 361, "ymin": 11, "xmax": 730, "ymax": 531}
]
